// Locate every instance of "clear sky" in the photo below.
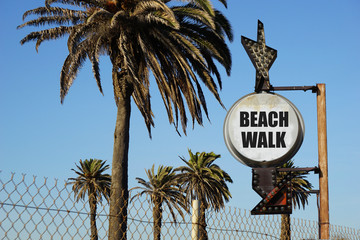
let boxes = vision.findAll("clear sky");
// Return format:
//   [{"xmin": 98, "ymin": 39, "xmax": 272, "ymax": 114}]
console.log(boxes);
[{"xmin": 1, "ymin": 0, "xmax": 359, "ymax": 229}]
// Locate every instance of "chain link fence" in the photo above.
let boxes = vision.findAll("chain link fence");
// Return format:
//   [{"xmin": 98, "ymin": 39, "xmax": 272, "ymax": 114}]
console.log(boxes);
[{"xmin": 1, "ymin": 172, "xmax": 359, "ymax": 239}]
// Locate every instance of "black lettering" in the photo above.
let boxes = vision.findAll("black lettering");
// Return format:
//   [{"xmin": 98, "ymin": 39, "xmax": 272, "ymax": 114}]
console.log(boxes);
[
  {"xmin": 257, "ymin": 132, "xmax": 268, "ymax": 148},
  {"xmin": 268, "ymin": 111, "xmax": 278, "ymax": 127},
  {"xmin": 268, "ymin": 132, "xmax": 275, "ymax": 148},
  {"xmin": 276, "ymin": 132, "xmax": 286, "ymax": 148},
  {"xmin": 240, "ymin": 112, "xmax": 249, "ymax": 127},
  {"xmin": 241, "ymin": 132, "xmax": 257, "ymax": 148},
  {"xmin": 279, "ymin": 112, "xmax": 288, "ymax": 127},
  {"xmin": 250, "ymin": 112, "xmax": 257, "ymax": 127},
  {"xmin": 258, "ymin": 112, "xmax": 268, "ymax": 127}
]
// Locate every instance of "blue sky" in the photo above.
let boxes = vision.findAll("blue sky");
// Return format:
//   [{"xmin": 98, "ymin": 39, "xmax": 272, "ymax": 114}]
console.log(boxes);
[{"xmin": 1, "ymin": 0, "xmax": 359, "ymax": 229}]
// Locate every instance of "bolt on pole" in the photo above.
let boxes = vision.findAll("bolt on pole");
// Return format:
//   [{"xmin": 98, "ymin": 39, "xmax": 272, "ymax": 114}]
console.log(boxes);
[{"xmin": 317, "ymin": 83, "xmax": 330, "ymax": 239}]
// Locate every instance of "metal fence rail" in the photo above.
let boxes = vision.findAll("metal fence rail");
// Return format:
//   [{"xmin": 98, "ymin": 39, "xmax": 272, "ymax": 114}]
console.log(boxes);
[{"xmin": 1, "ymin": 172, "xmax": 359, "ymax": 240}]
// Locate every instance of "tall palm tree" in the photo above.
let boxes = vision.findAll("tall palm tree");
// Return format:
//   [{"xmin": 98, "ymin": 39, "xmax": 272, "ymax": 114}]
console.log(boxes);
[
  {"xmin": 18, "ymin": 1, "xmax": 232, "ymax": 239},
  {"xmin": 277, "ymin": 160, "xmax": 313, "ymax": 240},
  {"xmin": 131, "ymin": 165, "xmax": 188, "ymax": 240},
  {"xmin": 67, "ymin": 159, "xmax": 111, "ymax": 240},
  {"xmin": 175, "ymin": 150, "xmax": 232, "ymax": 240}
]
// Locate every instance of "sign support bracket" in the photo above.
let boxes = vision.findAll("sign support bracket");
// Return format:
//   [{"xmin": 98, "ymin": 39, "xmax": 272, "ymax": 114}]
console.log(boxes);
[{"xmin": 261, "ymin": 85, "xmax": 318, "ymax": 93}]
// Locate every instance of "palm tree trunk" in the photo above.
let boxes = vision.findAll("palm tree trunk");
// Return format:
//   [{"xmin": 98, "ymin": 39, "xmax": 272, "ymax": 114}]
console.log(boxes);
[
  {"xmin": 153, "ymin": 200, "xmax": 162, "ymax": 240},
  {"xmin": 109, "ymin": 87, "xmax": 131, "ymax": 240},
  {"xmin": 280, "ymin": 214, "xmax": 291, "ymax": 240},
  {"xmin": 199, "ymin": 200, "xmax": 208, "ymax": 240},
  {"xmin": 89, "ymin": 195, "xmax": 98, "ymax": 240}
]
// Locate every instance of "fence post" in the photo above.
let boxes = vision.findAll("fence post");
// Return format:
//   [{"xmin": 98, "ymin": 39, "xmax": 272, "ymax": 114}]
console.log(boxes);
[
  {"xmin": 191, "ymin": 200, "xmax": 200, "ymax": 240},
  {"xmin": 317, "ymin": 83, "xmax": 330, "ymax": 239}
]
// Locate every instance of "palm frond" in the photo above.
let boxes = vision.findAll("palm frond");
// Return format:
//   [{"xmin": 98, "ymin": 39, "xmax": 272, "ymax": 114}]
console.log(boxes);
[
  {"xmin": 172, "ymin": 5, "xmax": 215, "ymax": 29},
  {"xmin": 87, "ymin": 9, "xmax": 113, "ymax": 23},
  {"xmin": 133, "ymin": 0, "xmax": 179, "ymax": 29},
  {"xmin": 18, "ymin": 16, "xmax": 82, "ymax": 30},
  {"xmin": 188, "ymin": 0, "xmax": 215, "ymax": 16},
  {"xmin": 45, "ymin": 0, "xmax": 102, "ymax": 9},
  {"xmin": 21, "ymin": 7, "xmax": 86, "ymax": 22},
  {"xmin": 20, "ymin": 26, "xmax": 72, "ymax": 50},
  {"xmin": 67, "ymin": 22, "xmax": 96, "ymax": 54},
  {"xmin": 60, "ymin": 44, "xmax": 87, "ymax": 102},
  {"xmin": 88, "ymin": 36, "xmax": 105, "ymax": 95}
]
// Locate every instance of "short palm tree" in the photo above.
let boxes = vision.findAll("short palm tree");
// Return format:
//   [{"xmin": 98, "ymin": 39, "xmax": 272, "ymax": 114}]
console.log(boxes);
[
  {"xmin": 176, "ymin": 150, "xmax": 232, "ymax": 240},
  {"xmin": 67, "ymin": 159, "xmax": 111, "ymax": 240},
  {"xmin": 277, "ymin": 159, "xmax": 313, "ymax": 240},
  {"xmin": 131, "ymin": 165, "xmax": 188, "ymax": 240},
  {"xmin": 18, "ymin": 1, "xmax": 232, "ymax": 239}
]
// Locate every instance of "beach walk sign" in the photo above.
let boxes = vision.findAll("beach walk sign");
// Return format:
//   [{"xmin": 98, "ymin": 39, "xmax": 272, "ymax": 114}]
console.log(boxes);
[
  {"xmin": 223, "ymin": 92, "xmax": 304, "ymax": 168},
  {"xmin": 225, "ymin": 20, "xmax": 307, "ymax": 215}
]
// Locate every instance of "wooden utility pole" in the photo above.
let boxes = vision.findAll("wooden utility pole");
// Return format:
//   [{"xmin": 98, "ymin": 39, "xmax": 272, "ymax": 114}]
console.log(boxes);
[{"xmin": 317, "ymin": 83, "xmax": 330, "ymax": 239}]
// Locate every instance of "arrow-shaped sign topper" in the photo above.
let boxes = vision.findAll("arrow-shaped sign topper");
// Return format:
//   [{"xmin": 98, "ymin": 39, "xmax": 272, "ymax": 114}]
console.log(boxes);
[
  {"xmin": 241, "ymin": 20, "xmax": 277, "ymax": 93},
  {"xmin": 251, "ymin": 168, "xmax": 292, "ymax": 215}
]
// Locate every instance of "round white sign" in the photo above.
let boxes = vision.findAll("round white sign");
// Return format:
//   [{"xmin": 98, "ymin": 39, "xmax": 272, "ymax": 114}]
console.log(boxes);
[{"xmin": 223, "ymin": 92, "xmax": 304, "ymax": 167}]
